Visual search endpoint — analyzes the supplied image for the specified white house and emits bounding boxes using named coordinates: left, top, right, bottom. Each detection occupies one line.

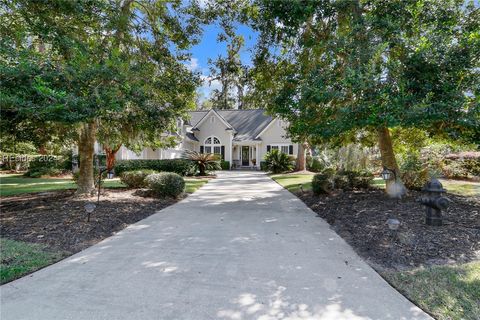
left=115, top=109, right=299, bottom=169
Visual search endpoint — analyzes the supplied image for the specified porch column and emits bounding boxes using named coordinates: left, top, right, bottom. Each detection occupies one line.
left=255, top=143, right=260, bottom=169
left=229, top=132, right=233, bottom=169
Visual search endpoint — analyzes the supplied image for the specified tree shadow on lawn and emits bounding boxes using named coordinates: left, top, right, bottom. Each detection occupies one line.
left=0, top=189, right=176, bottom=254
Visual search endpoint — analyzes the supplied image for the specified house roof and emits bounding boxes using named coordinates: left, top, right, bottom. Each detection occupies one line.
left=187, top=109, right=274, bottom=142
left=185, top=132, right=199, bottom=142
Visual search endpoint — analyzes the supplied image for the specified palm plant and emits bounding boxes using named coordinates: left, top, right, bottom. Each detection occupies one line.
left=264, top=149, right=294, bottom=173
left=183, top=150, right=221, bottom=176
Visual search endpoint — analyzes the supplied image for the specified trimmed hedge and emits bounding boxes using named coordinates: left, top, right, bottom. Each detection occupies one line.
left=145, top=172, right=185, bottom=198
left=220, top=160, right=230, bottom=170
left=312, top=168, right=374, bottom=194
left=114, top=159, right=194, bottom=176
left=120, top=169, right=157, bottom=188
left=24, top=155, right=67, bottom=177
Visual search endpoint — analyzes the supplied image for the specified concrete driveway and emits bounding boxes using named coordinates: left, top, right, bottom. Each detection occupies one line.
left=1, top=171, right=430, bottom=320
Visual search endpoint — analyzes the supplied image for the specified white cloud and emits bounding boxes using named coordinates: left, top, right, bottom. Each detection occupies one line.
left=197, top=75, right=222, bottom=102
left=185, top=57, right=199, bottom=71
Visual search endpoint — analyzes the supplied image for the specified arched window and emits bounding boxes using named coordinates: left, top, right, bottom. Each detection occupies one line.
left=201, top=135, right=224, bottom=159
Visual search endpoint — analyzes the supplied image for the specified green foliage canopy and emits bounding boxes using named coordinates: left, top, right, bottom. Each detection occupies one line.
left=248, top=0, right=480, bottom=145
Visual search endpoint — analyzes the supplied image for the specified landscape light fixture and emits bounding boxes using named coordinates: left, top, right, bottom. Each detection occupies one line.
left=381, top=167, right=397, bottom=181
left=84, top=203, right=96, bottom=222
left=386, top=218, right=400, bottom=231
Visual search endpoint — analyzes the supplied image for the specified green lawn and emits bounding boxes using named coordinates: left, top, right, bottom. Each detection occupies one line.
left=0, top=238, right=65, bottom=284
left=271, top=173, right=479, bottom=197
left=0, top=174, right=125, bottom=197
left=0, top=173, right=209, bottom=197
left=185, top=178, right=209, bottom=193
left=270, top=173, right=314, bottom=192
left=384, top=262, right=480, bottom=320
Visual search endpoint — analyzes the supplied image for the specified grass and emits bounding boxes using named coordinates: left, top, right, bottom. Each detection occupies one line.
left=270, top=173, right=313, bottom=192
left=185, top=178, right=209, bottom=193
left=384, top=262, right=480, bottom=320
left=0, top=173, right=209, bottom=197
left=271, top=173, right=479, bottom=197
left=439, top=179, right=480, bottom=197
left=0, top=238, right=65, bottom=284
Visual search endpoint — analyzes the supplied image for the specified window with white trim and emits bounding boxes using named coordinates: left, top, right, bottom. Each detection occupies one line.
left=266, top=144, right=294, bottom=155
left=201, top=136, right=224, bottom=159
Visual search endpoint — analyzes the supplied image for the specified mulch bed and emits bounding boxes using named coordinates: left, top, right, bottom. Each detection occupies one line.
left=297, top=189, right=480, bottom=271
left=0, top=189, right=176, bottom=254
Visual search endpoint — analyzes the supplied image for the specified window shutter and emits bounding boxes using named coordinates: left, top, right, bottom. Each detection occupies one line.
left=221, top=146, right=225, bottom=160
left=200, top=146, right=204, bottom=153
left=289, top=145, right=293, bottom=155
left=267, top=145, right=271, bottom=152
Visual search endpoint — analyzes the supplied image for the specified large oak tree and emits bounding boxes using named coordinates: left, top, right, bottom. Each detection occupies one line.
left=1, top=0, right=202, bottom=195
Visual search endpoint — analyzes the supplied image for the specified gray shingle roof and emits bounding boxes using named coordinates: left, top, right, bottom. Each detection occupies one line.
left=187, top=109, right=273, bottom=141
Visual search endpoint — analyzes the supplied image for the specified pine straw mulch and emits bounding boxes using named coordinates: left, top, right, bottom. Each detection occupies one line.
left=0, top=189, right=177, bottom=255
left=296, top=189, right=480, bottom=271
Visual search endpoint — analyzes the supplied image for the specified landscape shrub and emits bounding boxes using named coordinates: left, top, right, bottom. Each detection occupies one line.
left=333, top=174, right=350, bottom=190
left=339, top=170, right=374, bottom=189
left=220, top=160, right=230, bottom=170
left=461, top=159, right=480, bottom=178
left=114, top=159, right=194, bottom=176
left=306, top=156, right=324, bottom=172
left=440, top=160, right=469, bottom=179
left=24, top=156, right=66, bottom=177
left=264, top=149, right=294, bottom=173
left=440, top=155, right=479, bottom=180
left=260, top=161, right=267, bottom=171
left=145, top=172, right=185, bottom=197
left=312, top=168, right=373, bottom=194
left=312, top=169, right=335, bottom=194
left=183, top=151, right=221, bottom=175
left=120, top=169, right=157, bottom=188
left=400, top=154, right=429, bottom=190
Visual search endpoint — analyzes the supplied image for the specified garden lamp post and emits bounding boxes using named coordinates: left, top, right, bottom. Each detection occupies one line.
left=380, top=167, right=396, bottom=181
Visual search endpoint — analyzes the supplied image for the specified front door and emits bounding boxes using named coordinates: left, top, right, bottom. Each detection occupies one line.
left=241, top=146, right=249, bottom=166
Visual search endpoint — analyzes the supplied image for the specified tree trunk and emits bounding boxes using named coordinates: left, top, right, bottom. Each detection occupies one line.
left=76, top=122, right=97, bottom=196
left=377, top=127, right=403, bottom=194
left=104, top=145, right=121, bottom=172
left=295, top=142, right=307, bottom=171
left=237, top=83, right=243, bottom=110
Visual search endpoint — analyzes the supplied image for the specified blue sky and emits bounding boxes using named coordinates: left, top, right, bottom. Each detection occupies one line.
left=186, top=23, right=258, bottom=99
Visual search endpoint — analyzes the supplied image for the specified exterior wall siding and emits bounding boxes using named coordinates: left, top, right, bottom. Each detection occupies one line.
left=194, top=113, right=232, bottom=163
left=257, top=119, right=298, bottom=163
